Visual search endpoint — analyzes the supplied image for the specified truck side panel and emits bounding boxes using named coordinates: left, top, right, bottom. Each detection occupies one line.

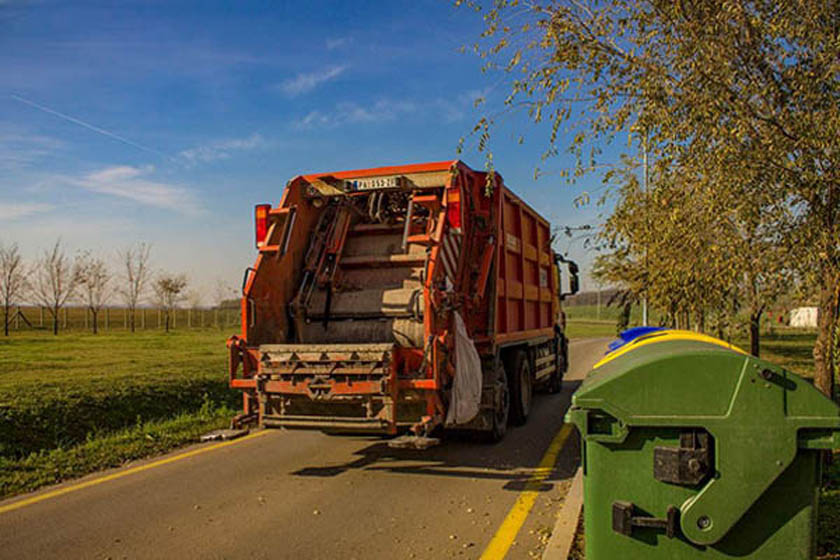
left=495, top=187, right=556, bottom=345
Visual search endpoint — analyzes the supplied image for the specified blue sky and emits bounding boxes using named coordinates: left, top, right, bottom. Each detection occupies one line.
left=1, top=0, right=608, bottom=302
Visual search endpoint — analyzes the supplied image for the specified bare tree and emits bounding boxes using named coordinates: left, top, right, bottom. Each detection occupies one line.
left=0, top=242, right=27, bottom=336
left=213, top=277, right=235, bottom=308
left=154, top=273, right=188, bottom=333
left=76, top=251, right=111, bottom=334
left=185, top=287, right=204, bottom=309
left=117, top=243, right=151, bottom=333
left=29, top=240, right=79, bottom=335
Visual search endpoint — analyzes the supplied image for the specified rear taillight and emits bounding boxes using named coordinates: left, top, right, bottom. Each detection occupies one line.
left=255, top=204, right=271, bottom=247
left=446, top=194, right=462, bottom=229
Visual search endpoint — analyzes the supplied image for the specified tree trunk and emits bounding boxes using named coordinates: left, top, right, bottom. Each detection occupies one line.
left=129, top=307, right=136, bottom=333
left=749, top=310, right=762, bottom=358
left=92, top=309, right=98, bottom=334
left=165, top=312, right=170, bottom=333
left=53, top=308, right=59, bottom=335
left=814, top=275, right=839, bottom=400
left=3, top=305, right=8, bottom=336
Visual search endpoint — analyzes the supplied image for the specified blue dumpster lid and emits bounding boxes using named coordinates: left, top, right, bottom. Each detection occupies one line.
left=606, top=326, right=666, bottom=353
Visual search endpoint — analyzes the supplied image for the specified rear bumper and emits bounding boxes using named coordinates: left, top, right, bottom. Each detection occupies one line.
left=228, top=339, right=438, bottom=434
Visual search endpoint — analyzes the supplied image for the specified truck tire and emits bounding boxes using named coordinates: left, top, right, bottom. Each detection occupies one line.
left=547, top=335, right=567, bottom=394
left=486, top=363, right=509, bottom=443
left=508, top=350, right=532, bottom=426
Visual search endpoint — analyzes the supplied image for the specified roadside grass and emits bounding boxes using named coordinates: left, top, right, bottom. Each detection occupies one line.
left=565, top=320, right=617, bottom=340
left=0, top=329, right=237, bottom=499
left=0, top=402, right=234, bottom=498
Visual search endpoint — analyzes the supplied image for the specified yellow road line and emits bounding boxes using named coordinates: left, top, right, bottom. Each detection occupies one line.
left=480, top=424, right=574, bottom=560
left=0, top=430, right=271, bottom=516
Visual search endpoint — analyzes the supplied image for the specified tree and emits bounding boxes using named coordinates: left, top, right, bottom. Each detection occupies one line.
left=117, top=243, right=151, bottom=333
left=0, top=242, right=27, bottom=336
left=153, top=273, right=188, bottom=333
left=29, top=240, right=79, bottom=335
left=594, top=166, right=739, bottom=334
left=76, top=251, right=112, bottom=334
left=467, top=0, right=840, bottom=397
left=213, top=278, right=235, bottom=308
left=185, top=287, right=204, bottom=309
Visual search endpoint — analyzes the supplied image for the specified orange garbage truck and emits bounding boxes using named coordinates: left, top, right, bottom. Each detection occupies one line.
left=227, top=160, right=578, bottom=444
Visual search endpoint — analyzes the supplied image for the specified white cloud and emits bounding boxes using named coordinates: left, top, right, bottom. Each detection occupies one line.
left=0, top=129, right=64, bottom=171
left=325, top=37, right=350, bottom=50
left=0, top=202, right=54, bottom=220
left=294, top=99, right=418, bottom=129
left=68, top=165, right=200, bottom=213
left=279, top=65, right=347, bottom=97
left=291, top=90, right=486, bottom=130
left=178, top=133, right=267, bottom=165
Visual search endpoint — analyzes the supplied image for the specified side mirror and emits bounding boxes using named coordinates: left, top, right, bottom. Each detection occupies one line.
left=555, top=254, right=580, bottom=300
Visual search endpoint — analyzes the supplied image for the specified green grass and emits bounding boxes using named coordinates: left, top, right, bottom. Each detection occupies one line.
left=0, top=402, right=234, bottom=497
left=0, top=329, right=238, bottom=498
left=566, top=319, right=618, bottom=339
left=565, top=303, right=663, bottom=324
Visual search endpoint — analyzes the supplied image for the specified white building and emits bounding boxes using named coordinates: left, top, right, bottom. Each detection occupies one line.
left=790, top=307, right=819, bottom=328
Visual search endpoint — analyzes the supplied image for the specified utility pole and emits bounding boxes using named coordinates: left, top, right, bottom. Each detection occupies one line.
left=642, top=131, right=649, bottom=327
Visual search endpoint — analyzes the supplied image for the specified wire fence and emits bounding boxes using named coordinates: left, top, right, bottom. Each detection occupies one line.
left=5, top=305, right=242, bottom=332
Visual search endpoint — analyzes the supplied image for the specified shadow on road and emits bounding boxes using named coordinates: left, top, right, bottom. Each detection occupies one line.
left=291, top=379, right=582, bottom=492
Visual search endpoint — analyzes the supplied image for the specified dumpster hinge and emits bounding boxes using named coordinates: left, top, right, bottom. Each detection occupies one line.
left=653, top=429, right=712, bottom=486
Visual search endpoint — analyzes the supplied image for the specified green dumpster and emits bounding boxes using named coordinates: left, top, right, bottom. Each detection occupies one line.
left=566, top=330, right=840, bottom=559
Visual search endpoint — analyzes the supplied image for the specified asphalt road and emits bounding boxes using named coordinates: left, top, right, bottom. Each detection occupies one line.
left=0, top=338, right=607, bottom=560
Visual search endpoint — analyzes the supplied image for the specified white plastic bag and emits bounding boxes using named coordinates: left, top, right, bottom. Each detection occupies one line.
left=445, top=312, right=482, bottom=425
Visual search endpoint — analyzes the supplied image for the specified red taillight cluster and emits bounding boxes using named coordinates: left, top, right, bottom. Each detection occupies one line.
left=255, top=204, right=271, bottom=247
left=446, top=197, right=462, bottom=229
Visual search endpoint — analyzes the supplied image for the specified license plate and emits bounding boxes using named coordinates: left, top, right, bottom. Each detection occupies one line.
left=345, top=175, right=403, bottom=191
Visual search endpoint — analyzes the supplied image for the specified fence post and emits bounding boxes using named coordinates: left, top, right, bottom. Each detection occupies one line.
left=39, top=306, right=43, bottom=327
left=141, top=308, right=145, bottom=329
left=63, top=307, right=68, bottom=329
left=15, top=306, right=20, bottom=330
left=84, top=307, right=89, bottom=330
left=188, top=308, right=191, bottom=328
left=157, top=308, right=161, bottom=329
left=123, top=308, right=127, bottom=329
left=105, top=307, right=109, bottom=330
left=173, top=308, right=177, bottom=329
left=215, top=308, right=219, bottom=329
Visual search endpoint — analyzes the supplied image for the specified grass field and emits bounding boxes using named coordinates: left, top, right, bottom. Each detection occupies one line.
left=0, top=329, right=237, bottom=498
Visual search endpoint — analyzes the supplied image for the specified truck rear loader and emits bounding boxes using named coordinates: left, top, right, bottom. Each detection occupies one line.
left=227, top=160, right=578, bottom=443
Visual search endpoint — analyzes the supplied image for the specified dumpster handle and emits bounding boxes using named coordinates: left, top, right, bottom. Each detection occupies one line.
left=613, top=501, right=679, bottom=539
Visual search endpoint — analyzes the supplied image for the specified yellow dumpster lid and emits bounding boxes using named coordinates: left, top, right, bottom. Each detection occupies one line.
left=592, top=329, right=747, bottom=370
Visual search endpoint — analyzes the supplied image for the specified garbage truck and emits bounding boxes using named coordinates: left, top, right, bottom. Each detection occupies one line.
left=227, top=160, right=578, bottom=443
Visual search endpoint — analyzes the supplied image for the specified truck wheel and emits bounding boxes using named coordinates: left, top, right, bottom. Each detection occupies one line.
left=486, top=363, right=509, bottom=442
left=547, top=337, right=566, bottom=394
left=508, top=351, right=532, bottom=426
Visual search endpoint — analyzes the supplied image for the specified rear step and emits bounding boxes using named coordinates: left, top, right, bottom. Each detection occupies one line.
left=263, top=416, right=390, bottom=431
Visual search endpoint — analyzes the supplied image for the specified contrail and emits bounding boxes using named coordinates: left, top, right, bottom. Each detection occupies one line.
left=10, top=94, right=171, bottom=160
